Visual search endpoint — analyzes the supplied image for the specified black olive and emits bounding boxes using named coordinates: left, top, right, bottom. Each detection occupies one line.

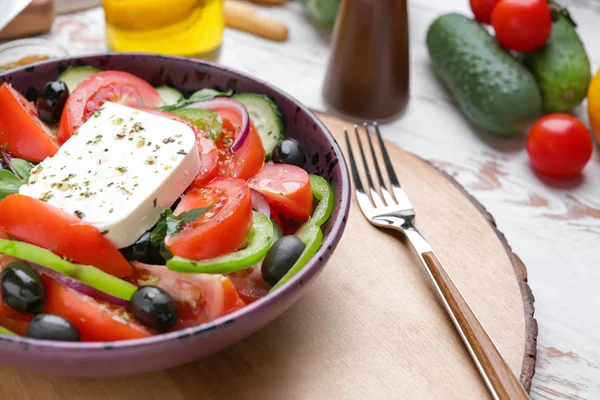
left=1, top=262, right=45, bottom=314
left=130, top=286, right=177, bottom=331
left=271, top=138, right=305, bottom=167
left=26, top=313, right=80, bottom=341
left=36, top=81, right=69, bottom=124
left=261, top=236, right=306, bottom=286
left=120, top=231, right=164, bottom=264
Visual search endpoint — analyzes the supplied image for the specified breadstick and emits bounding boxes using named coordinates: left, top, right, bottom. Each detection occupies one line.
left=224, top=0, right=289, bottom=42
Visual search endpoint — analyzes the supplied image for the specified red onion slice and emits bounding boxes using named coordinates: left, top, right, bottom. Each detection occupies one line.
left=250, top=189, right=270, bottom=218
left=29, top=263, right=130, bottom=307
left=184, top=98, right=250, bottom=152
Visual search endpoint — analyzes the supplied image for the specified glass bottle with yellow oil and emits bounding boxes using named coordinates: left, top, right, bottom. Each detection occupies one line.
left=102, top=0, right=224, bottom=58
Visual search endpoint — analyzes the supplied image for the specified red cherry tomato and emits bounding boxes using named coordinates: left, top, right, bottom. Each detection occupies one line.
left=491, top=0, right=552, bottom=52
left=58, top=71, right=163, bottom=143
left=527, top=114, right=593, bottom=179
left=470, top=0, right=500, bottom=24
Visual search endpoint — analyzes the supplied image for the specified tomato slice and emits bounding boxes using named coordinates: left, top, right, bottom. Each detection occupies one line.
left=226, top=266, right=270, bottom=304
left=57, top=71, right=163, bottom=143
left=0, top=251, right=33, bottom=335
left=215, top=117, right=265, bottom=180
left=0, top=194, right=133, bottom=278
left=0, top=288, right=32, bottom=336
left=166, top=178, right=253, bottom=261
left=137, top=108, right=218, bottom=186
left=248, top=164, right=313, bottom=221
left=132, top=262, right=246, bottom=329
left=0, top=84, right=59, bottom=162
left=42, top=275, right=152, bottom=341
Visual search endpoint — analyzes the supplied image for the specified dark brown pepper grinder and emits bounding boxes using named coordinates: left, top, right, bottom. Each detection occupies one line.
left=323, top=0, right=409, bottom=121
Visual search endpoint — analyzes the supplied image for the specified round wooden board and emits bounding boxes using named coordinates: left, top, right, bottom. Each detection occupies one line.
left=0, top=115, right=537, bottom=400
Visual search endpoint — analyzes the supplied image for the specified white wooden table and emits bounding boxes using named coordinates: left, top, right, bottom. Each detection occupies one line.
left=40, top=1, right=600, bottom=398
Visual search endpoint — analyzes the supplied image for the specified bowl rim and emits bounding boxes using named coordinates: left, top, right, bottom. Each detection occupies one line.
left=0, top=52, right=352, bottom=352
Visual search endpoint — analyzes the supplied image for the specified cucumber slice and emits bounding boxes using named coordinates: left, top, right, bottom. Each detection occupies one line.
left=232, top=93, right=284, bottom=156
left=57, top=66, right=101, bottom=92
left=156, top=86, right=184, bottom=106
left=170, top=108, right=222, bottom=141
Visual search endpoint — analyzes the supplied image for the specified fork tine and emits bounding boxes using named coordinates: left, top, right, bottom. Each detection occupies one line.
left=344, top=128, right=376, bottom=213
left=354, top=124, right=385, bottom=208
left=372, top=122, right=408, bottom=202
left=373, top=122, right=401, bottom=189
left=364, top=122, right=396, bottom=206
left=344, top=128, right=364, bottom=194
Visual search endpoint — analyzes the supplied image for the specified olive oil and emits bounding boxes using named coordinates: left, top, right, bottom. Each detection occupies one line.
left=103, top=0, right=224, bottom=58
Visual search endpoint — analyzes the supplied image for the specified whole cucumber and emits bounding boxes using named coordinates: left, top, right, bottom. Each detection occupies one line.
left=426, top=13, right=542, bottom=137
left=523, top=16, right=591, bottom=112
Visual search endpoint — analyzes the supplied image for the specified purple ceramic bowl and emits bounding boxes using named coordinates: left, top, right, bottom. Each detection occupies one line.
left=0, top=53, right=351, bottom=376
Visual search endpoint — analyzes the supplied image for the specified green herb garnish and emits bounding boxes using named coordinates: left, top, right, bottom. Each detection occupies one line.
left=150, top=206, right=212, bottom=260
left=0, top=157, right=35, bottom=200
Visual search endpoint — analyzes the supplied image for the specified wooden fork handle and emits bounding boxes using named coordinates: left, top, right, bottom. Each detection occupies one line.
left=422, top=251, right=529, bottom=400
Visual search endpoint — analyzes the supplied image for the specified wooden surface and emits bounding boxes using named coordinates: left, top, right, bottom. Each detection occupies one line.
left=422, top=251, right=530, bottom=399
left=5, top=1, right=600, bottom=397
left=0, top=115, right=534, bottom=399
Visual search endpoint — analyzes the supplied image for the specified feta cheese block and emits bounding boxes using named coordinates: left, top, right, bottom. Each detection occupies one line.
left=19, top=102, right=200, bottom=249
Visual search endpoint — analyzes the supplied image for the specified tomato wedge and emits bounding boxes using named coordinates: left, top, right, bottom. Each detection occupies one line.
left=133, top=262, right=246, bottom=329
left=137, top=108, right=218, bottom=186
left=0, top=84, right=59, bottom=162
left=0, top=286, right=31, bottom=336
left=0, top=194, right=132, bottom=278
left=165, top=178, right=253, bottom=261
left=42, top=275, right=152, bottom=341
left=0, top=244, right=33, bottom=335
left=248, top=164, right=313, bottom=221
left=227, top=266, right=270, bottom=304
left=57, top=71, right=163, bottom=143
left=215, top=117, right=265, bottom=180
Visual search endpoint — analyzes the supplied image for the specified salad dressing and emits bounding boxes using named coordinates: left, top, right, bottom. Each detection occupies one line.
left=102, top=0, right=224, bottom=58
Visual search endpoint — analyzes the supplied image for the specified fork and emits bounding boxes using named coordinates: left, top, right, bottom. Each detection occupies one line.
left=345, top=123, right=529, bottom=400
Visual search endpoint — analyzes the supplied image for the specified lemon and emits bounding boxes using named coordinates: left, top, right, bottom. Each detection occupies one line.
left=587, top=68, right=600, bottom=143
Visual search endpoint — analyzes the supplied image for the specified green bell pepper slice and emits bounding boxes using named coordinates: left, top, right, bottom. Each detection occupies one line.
left=272, top=217, right=283, bottom=241
left=270, top=222, right=323, bottom=291
left=167, top=212, right=274, bottom=273
left=308, top=174, right=334, bottom=227
left=170, top=108, right=223, bottom=141
left=0, top=240, right=136, bottom=300
left=0, top=325, right=16, bottom=336
left=268, top=175, right=333, bottom=291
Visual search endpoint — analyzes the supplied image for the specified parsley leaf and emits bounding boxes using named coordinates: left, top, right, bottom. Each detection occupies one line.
left=150, top=206, right=213, bottom=260
left=0, top=170, right=24, bottom=200
left=10, top=159, right=34, bottom=181
left=0, top=157, right=34, bottom=200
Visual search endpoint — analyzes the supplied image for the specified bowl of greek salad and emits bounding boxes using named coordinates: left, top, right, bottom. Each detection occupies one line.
left=0, top=53, right=350, bottom=376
